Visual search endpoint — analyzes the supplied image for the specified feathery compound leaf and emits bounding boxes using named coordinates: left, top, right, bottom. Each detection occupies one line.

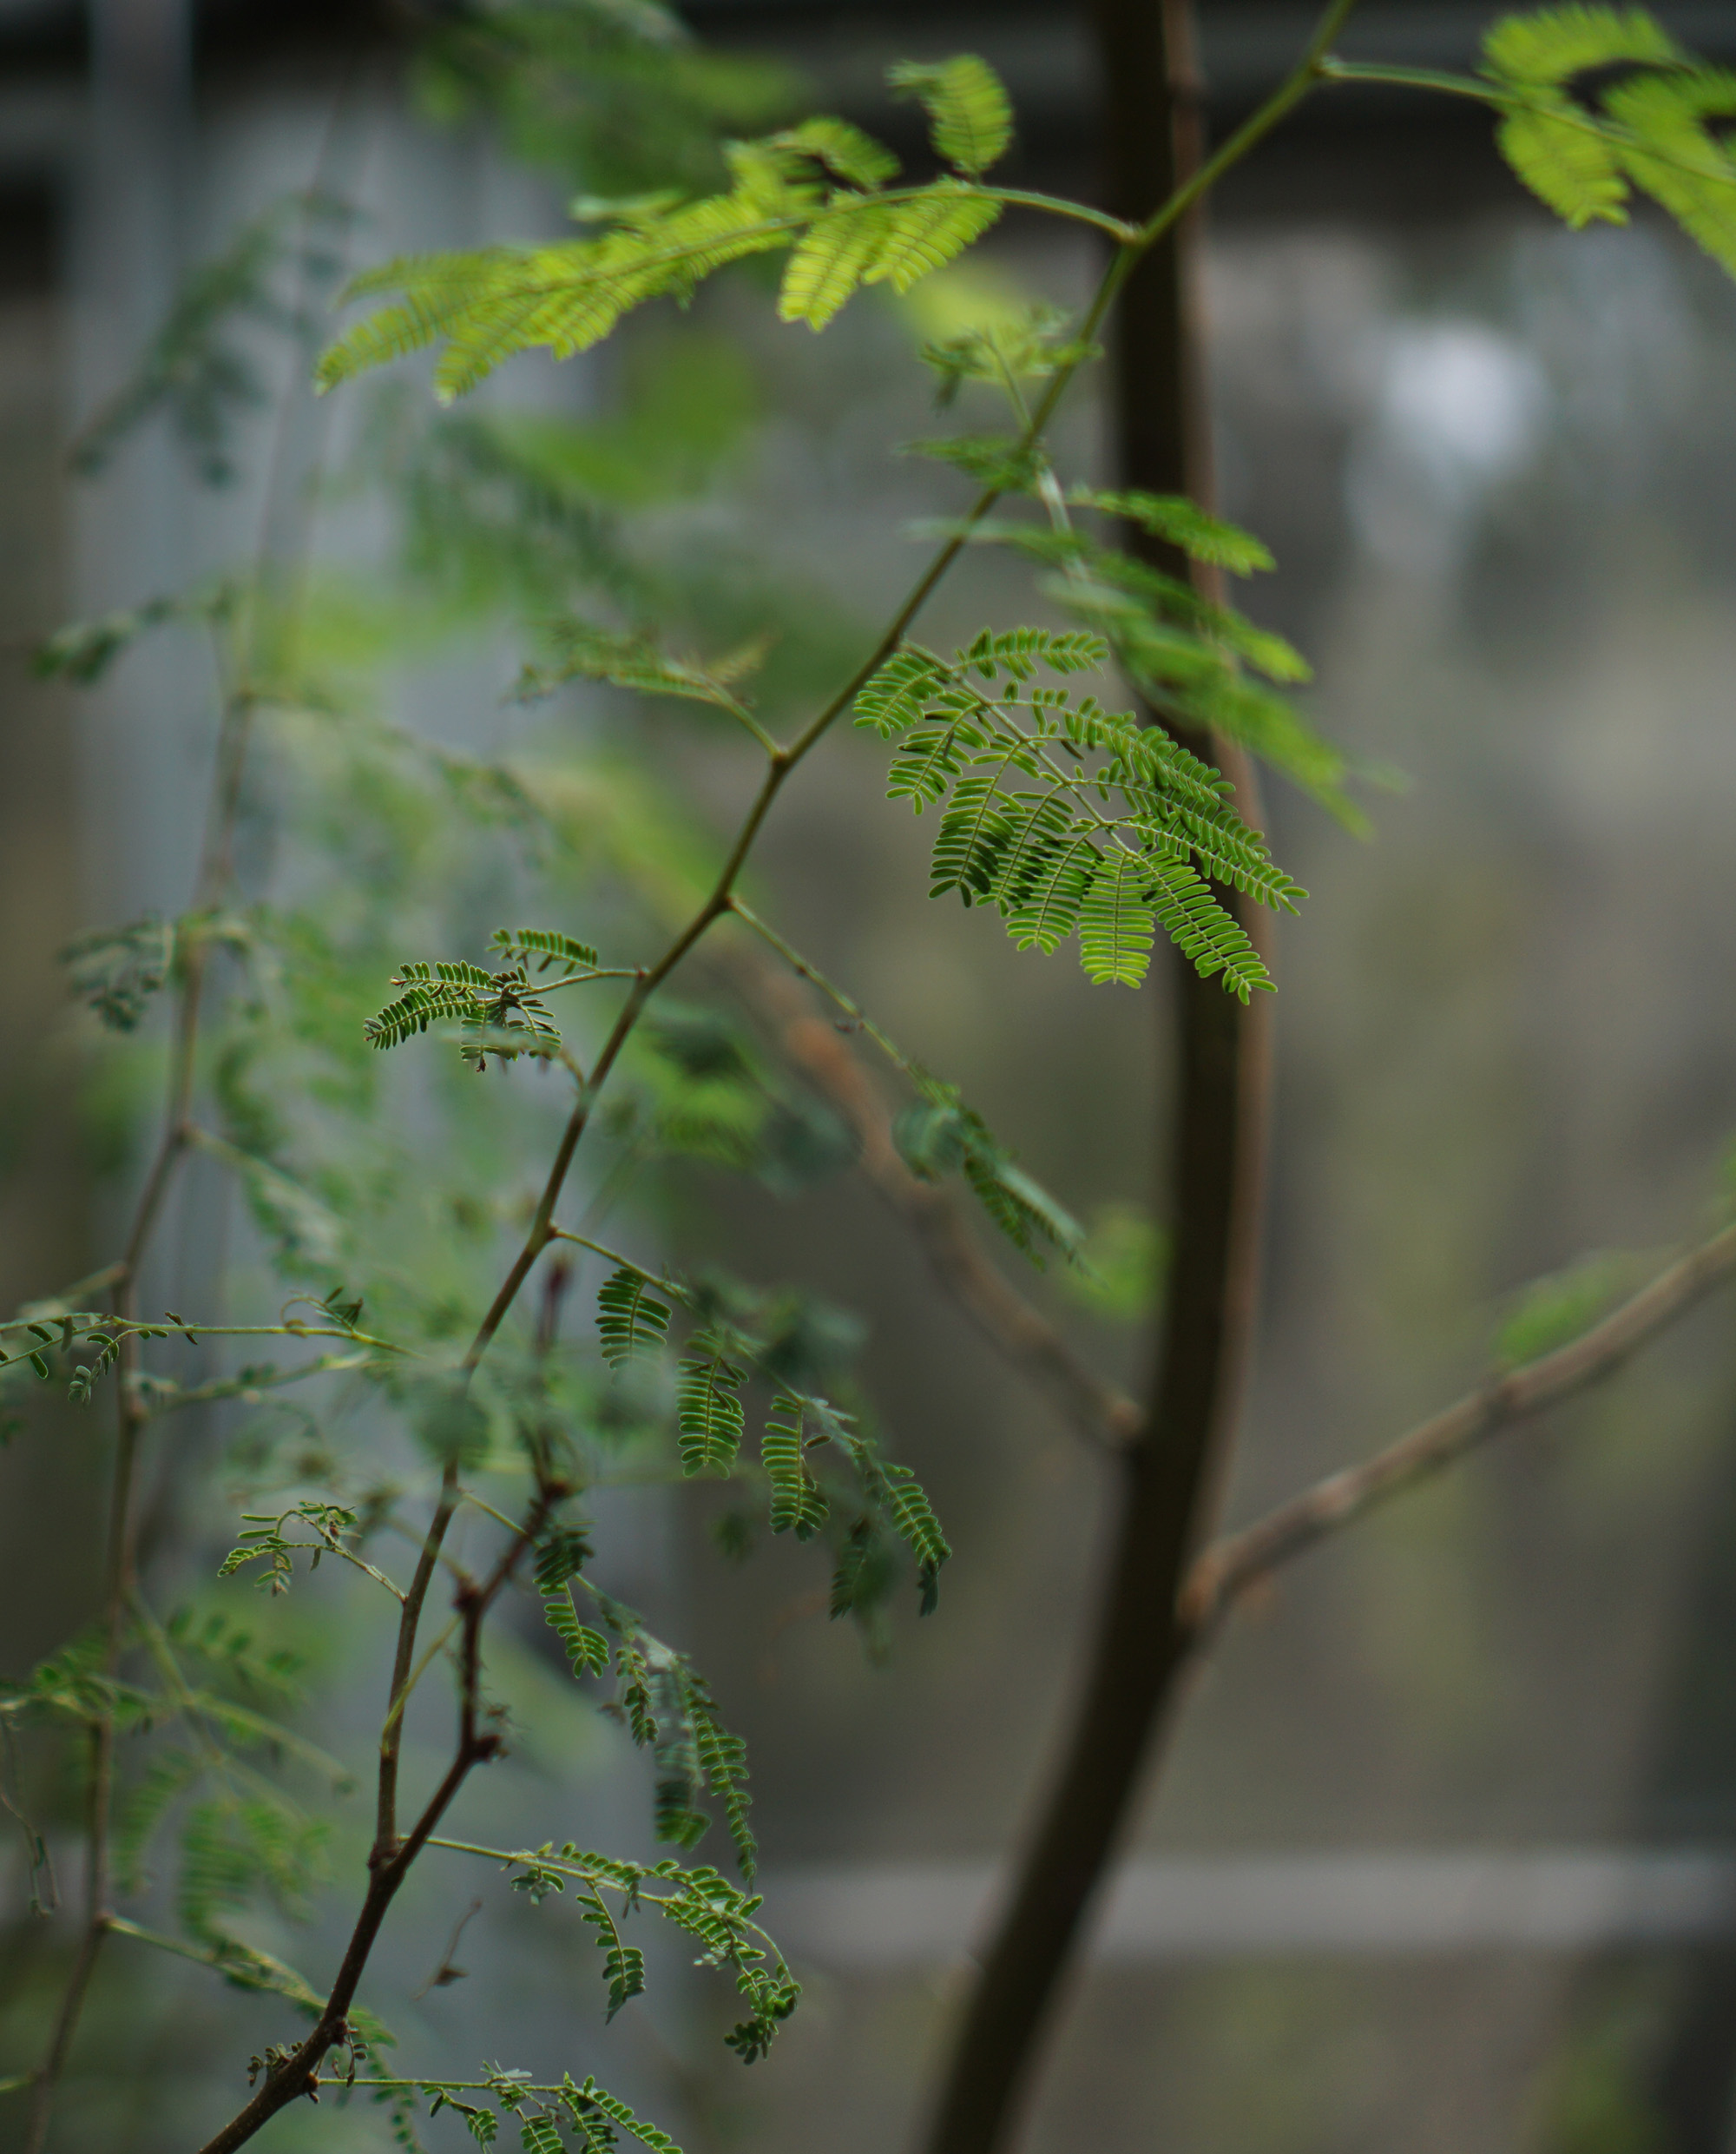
left=1483, top=4, right=1680, bottom=84
left=1606, top=69, right=1736, bottom=276
left=491, top=926, right=601, bottom=972
left=855, top=637, right=1299, bottom=993
left=877, top=1461, right=950, bottom=1614
left=689, top=1676, right=757, bottom=1877
left=596, top=1268, right=673, bottom=1371
left=1145, top=853, right=1274, bottom=1002
left=577, top=1883, right=648, bottom=2021
left=116, top=1746, right=203, bottom=1891
left=784, top=115, right=901, bottom=188
left=320, top=112, right=1001, bottom=396
left=761, top=1394, right=828, bottom=1538
left=568, top=2077, right=684, bottom=2154
left=1479, top=9, right=1736, bottom=251
left=778, top=199, right=891, bottom=328
left=893, top=1091, right=1084, bottom=1265
left=906, top=431, right=1042, bottom=491
left=1494, top=96, right=1632, bottom=224
left=1069, top=487, right=1276, bottom=574
left=675, top=1343, right=746, bottom=1474
left=867, top=185, right=1003, bottom=292
left=1077, top=849, right=1157, bottom=988
left=888, top=55, right=1014, bottom=176
left=775, top=187, right=1003, bottom=328
left=517, top=618, right=767, bottom=715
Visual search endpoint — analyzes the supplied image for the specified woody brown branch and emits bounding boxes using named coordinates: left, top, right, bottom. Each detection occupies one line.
left=1185, top=1216, right=1736, bottom=1634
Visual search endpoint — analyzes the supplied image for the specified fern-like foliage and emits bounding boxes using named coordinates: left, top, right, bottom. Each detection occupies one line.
left=888, top=55, right=1015, bottom=177
left=595, top=1267, right=672, bottom=1371
left=891, top=1082, right=1085, bottom=1268
left=317, top=69, right=1016, bottom=398
left=788, top=1394, right=951, bottom=1614
left=71, top=193, right=352, bottom=484
left=597, top=1601, right=757, bottom=1873
left=675, top=1334, right=747, bottom=1475
left=920, top=305, right=1101, bottom=410
left=536, top=1524, right=610, bottom=1680
left=1481, top=7, right=1736, bottom=271
left=61, top=917, right=174, bottom=1031
left=855, top=629, right=1295, bottom=998
left=1068, top=486, right=1277, bottom=576
left=761, top=1393, right=829, bottom=1538
left=917, top=492, right=1361, bottom=822
left=516, top=618, right=769, bottom=717
left=365, top=929, right=610, bottom=1063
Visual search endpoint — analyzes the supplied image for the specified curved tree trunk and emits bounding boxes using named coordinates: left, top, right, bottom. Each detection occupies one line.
left=917, top=4, right=1274, bottom=2150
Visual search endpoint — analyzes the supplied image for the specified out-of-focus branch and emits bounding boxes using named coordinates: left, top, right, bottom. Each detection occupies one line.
left=738, top=955, right=1141, bottom=1452
left=1185, top=1217, right=1736, bottom=1633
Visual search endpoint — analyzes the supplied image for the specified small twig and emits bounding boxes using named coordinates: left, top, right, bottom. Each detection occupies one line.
left=733, top=946, right=1141, bottom=1452
left=1185, top=1218, right=1736, bottom=1632
left=411, top=1896, right=483, bottom=2001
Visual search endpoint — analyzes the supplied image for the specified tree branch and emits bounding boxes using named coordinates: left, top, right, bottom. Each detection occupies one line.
left=916, top=0, right=1344, bottom=2144
left=1185, top=1219, right=1736, bottom=1634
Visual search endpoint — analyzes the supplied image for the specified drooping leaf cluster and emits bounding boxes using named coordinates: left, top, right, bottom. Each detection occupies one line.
left=499, top=1837, right=799, bottom=2068
left=316, top=58, right=1018, bottom=400
left=856, top=629, right=1300, bottom=998
left=1482, top=5, right=1736, bottom=272
left=582, top=1255, right=950, bottom=1615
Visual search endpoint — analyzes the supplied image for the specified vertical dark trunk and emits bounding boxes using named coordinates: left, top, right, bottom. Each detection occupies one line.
left=916, top=4, right=1272, bottom=2151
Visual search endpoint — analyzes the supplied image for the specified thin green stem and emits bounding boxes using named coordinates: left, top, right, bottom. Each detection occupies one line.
left=979, top=186, right=1140, bottom=240
left=1318, top=56, right=1736, bottom=193
left=724, top=899, right=920, bottom=1081
left=1318, top=57, right=1494, bottom=101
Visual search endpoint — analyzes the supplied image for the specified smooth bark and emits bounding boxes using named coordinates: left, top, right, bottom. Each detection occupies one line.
left=917, top=4, right=1274, bottom=2150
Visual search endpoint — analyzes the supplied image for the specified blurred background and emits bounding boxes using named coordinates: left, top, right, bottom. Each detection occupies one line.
left=3, top=2, right=1736, bottom=2151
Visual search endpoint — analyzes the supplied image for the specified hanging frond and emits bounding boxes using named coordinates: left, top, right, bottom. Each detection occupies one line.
left=806, top=1401, right=952, bottom=1613
left=1605, top=69, right=1736, bottom=276
left=577, top=1882, right=648, bottom=2022
left=1077, top=848, right=1156, bottom=988
left=565, top=2076, right=685, bottom=2153
left=921, top=305, right=1100, bottom=408
left=888, top=55, right=1014, bottom=176
left=319, top=94, right=1012, bottom=398
left=891, top=1085, right=1084, bottom=1265
left=1069, top=485, right=1276, bottom=575
left=1479, top=7, right=1736, bottom=262
left=675, top=1340, right=746, bottom=1474
left=904, top=431, right=1043, bottom=492
left=596, top=1268, right=673, bottom=1371
left=1483, top=5, right=1680, bottom=85
left=853, top=636, right=1298, bottom=996
left=761, top=1393, right=829, bottom=1538
left=516, top=617, right=769, bottom=716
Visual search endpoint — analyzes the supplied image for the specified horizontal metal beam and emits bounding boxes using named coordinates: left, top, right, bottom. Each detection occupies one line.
left=757, top=1851, right=1736, bottom=1967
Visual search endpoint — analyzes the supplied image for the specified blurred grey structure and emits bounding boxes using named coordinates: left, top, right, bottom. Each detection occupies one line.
left=5, top=2, right=1736, bottom=2151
